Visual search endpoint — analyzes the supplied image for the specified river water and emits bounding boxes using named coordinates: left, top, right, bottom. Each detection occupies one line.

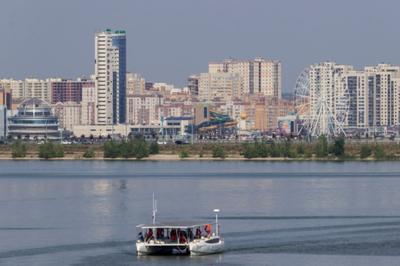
left=1, top=161, right=400, bottom=265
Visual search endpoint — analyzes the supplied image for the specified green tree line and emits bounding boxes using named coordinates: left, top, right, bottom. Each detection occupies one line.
left=103, top=138, right=159, bottom=159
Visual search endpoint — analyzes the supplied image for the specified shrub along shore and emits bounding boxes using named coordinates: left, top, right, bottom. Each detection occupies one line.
left=0, top=135, right=399, bottom=161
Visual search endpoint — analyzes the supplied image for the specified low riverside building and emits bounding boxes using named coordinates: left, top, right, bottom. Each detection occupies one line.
left=8, top=98, right=60, bottom=140
left=72, top=124, right=130, bottom=138
left=71, top=123, right=185, bottom=139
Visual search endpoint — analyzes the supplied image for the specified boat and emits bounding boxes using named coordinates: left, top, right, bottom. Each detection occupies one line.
left=136, top=194, right=224, bottom=255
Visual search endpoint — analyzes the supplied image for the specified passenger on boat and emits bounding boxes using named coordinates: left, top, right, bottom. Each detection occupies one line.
left=188, top=228, right=194, bottom=241
left=179, top=231, right=187, bottom=243
left=156, top=228, right=164, bottom=239
left=170, top=229, right=177, bottom=242
left=204, top=224, right=212, bottom=236
left=145, top=228, right=154, bottom=242
left=195, top=228, right=202, bottom=239
left=138, top=231, right=144, bottom=242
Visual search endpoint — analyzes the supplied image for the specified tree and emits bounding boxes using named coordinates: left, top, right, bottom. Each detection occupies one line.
left=374, top=144, right=386, bottom=160
left=38, top=142, right=64, bottom=159
left=270, top=142, right=281, bottom=157
left=315, top=135, right=328, bottom=157
left=288, top=146, right=298, bottom=158
left=243, top=143, right=257, bottom=159
left=119, top=140, right=134, bottom=158
left=360, top=144, right=372, bottom=159
left=333, top=137, right=345, bottom=157
left=304, top=149, right=313, bottom=158
left=212, top=145, right=226, bottom=159
left=83, top=148, right=96, bottom=158
left=149, top=142, right=160, bottom=155
left=297, top=143, right=305, bottom=155
left=103, top=140, right=120, bottom=158
left=131, top=138, right=149, bottom=159
left=179, top=150, right=189, bottom=158
left=103, top=139, right=149, bottom=159
left=11, top=140, right=27, bottom=158
left=282, top=141, right=292, bottom=157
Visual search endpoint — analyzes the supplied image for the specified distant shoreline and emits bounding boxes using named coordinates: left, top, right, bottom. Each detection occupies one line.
left=0, top=154, right=380, bottom=162
left=0, top=141, right=396, bottom=161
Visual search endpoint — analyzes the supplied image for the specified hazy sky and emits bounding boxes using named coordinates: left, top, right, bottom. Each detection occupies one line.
left=1, top=0, right=399, bottom=92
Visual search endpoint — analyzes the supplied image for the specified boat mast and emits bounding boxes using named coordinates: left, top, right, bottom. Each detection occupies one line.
left=152, top=193, right=157, bottom=225
left=213, top=209, right=220, bottom=236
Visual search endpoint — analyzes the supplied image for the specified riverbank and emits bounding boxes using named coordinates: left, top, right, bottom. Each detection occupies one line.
left=0, top=141, right=398, bottom=161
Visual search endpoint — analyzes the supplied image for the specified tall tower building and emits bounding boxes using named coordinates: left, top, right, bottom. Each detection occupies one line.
left=95, top=29, right=126, bottom=125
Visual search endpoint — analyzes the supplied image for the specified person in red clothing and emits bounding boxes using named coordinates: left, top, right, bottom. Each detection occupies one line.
left=204, top=224, right=212, bottom=236
left=145, top=228, right=153, bottom=242
left=179, top=231, right=187, bottom=243
left=170, top=229, right=177, bottom=242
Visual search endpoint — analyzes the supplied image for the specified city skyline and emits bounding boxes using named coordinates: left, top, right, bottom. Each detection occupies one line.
left=1, top=0, right=400, bottom=91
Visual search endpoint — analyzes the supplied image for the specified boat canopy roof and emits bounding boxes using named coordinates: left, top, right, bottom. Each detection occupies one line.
left=136, top=221, right=211, bottom=229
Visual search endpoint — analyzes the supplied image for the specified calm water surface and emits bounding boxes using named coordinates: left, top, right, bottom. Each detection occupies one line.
left=1, top=161, right=400, bottom=265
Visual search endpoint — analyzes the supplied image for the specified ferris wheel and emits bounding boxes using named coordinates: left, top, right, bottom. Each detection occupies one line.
left=294, top=67, right=348, bottom=137
left=294, top=68, right=311, bottom=135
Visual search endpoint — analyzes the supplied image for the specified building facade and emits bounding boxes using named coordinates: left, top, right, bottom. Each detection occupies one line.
left=198, top=72, right=241, bottom=101
left=208, top=58, right=282, bottom=98
left=0, top=86, right=12, bottom=110
left=0, top=79, right=24, bottom=100
left=8, top=98, right=59, bottom=140
left=126, top=72, right=145, bottom=95
left=54, top=102, right=82, bottom=131
left=308, top=62, right=400, bottom=132
left=126, top=94, right=164, bottom=125
left=95, top=29, right=126, bottom=125
left=0, top=105, right=6, bottom=141
left=81, top=82, right=97, bottom=126
left=51, top=79, right=94, bottom=104
left=187, top=75, right=199, bottom=95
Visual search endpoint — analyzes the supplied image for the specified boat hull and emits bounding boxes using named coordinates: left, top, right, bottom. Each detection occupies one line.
left=189, top=238, right=224, bottom=255
left=136, top=242, right=189, bottom=255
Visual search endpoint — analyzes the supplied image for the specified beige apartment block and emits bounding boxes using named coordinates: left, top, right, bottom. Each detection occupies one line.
left=198, top=72, right=241, bottom=101
left=54, top=102, right=82, bottom=131
left=126, top=72, right=146, bottom=95
left=208, top=58, right=282, bottom=98
left=126, top=94, right=164, bottom=125
left=81, top=82, right=97, bottom=126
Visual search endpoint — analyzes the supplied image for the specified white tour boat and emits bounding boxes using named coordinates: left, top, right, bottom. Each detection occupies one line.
left=136, top=195, right=224, bottom=255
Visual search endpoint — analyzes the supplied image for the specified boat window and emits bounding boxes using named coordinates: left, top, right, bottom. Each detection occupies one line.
left=205, top=237, right=219, bottom=244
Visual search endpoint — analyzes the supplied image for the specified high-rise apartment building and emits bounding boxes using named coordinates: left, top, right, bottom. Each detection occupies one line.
left=364, top=64, right=400, bottom=127
left=126, top=94, right=164, bottom=125
left=81, top=82, right=97, bottom=126
left=198, top=72, right=241, bottom=101
left=208, top=58, right=282, bottom=98
left=0, top=79, right=24, bottom=100
left=308, top=62, right=400, bottom=131
left=341, top=70, right=369, bottom=128
left=51, top=79, right=94, bottom=104
left=24, top=79, right=53, bottom=103
left=95, top=29, right=126, bottom=125
left=308, top=62, right=354, bottom=134
left=187, top=75, right=199, bottom=95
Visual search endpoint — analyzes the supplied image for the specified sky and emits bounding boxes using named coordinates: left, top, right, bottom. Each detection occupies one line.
left=1, top=0, right=400, bottom=92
